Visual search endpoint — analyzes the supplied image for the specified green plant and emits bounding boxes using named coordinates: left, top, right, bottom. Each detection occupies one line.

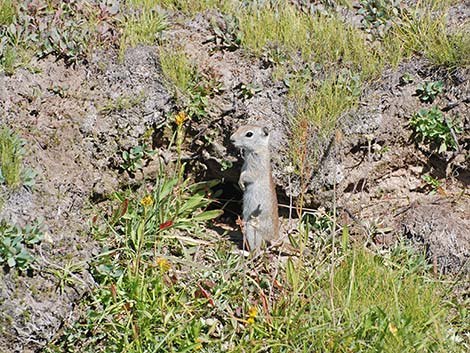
left=0, top=0, right=121, bottom=72
left=421, top=174, right=443, bottom=194
left=119, top=0, right=167, bottom=58
left=389, top=2, right=470, bottom=67
left=0, top=0, right=16, bottom=26
left=121, top=144, right=156, bottom=173
left=159, top=46, right=221, bottom=120
left=0, top=127, right=35, bottom=189
left=409, top=107, right=462, bottom=153
left=0, top=220, right=43, bottom=270
left=399, top=72, right=414, bottom=85
left=238, top=82, right=262, bottom=99
left=261, top=44, right=288, bottom=67
left=207, top=14, right=242, bottom=51
left=100, top=92, right=146, bottom=114
left=0, top=43, right=16, bottom=74
left=45, top=122, right=224, bottom=351
left=358, top=0, right=402, bottom=37
left=416, top=80, right=444, bottom=103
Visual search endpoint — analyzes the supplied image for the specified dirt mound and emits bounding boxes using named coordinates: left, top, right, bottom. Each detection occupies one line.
left=0, top=46, right=172, bottom=353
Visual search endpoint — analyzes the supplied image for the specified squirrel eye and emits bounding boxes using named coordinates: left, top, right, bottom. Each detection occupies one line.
left=245, top=131, right=253, bottom=138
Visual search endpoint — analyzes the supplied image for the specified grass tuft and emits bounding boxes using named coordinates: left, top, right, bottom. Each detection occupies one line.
left=0, top=127, right=24, bottom=188
left=159, top=46, right=197, bottom=96
left=390, top=2, right=470, bottom=68
left=0, top=0, right=15, bottom=26
left=120, top=0, right=168, bottom=59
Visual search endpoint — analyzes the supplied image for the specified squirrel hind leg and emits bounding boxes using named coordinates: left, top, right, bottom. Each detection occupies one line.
left=245, top=221, right=262, bottom=251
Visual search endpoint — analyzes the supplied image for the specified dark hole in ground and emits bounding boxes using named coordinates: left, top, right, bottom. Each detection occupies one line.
left=208, top=180, right=242, bottom=225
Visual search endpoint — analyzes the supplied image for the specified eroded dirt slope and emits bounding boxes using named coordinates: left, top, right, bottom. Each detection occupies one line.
left=0, top=5, right=469, bottom=353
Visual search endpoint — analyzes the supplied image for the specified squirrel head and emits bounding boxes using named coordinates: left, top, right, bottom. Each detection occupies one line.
left=230, top=125, right=270, bottom=153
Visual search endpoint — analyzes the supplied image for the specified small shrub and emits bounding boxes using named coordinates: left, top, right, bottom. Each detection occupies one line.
left=0, top=220, right=43, bottom=270
left=409, top=107, right=462, bottom=153
left=416, top=80, right=444, bottom=103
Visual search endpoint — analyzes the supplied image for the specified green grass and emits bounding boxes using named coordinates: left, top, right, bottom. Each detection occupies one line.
left=240, top=5, right=384, bottom=78
left=154, top=0, right=234, bottom=15
left=0, top=0, right=15, bottom=26
left=159, top=47, right=197, bottom=97
left=44, top=201, right=470, bottom=352
left=389, top=1, right=470, bottom=68
left=0, top=127, right=24, bottom=188
left=119, top=0, right=168, bottom=59
left=0, top=127, right=35, bottom=189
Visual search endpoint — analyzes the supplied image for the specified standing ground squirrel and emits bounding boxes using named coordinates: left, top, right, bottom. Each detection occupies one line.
left=230, top=125, right=279, bottom=251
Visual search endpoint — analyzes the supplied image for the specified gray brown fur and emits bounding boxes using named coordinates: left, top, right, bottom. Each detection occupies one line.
left=230, top=125, right=279, bottom=251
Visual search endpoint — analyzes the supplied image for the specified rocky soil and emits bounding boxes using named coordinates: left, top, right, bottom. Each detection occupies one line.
left=0, top=5, right=469, bottom=353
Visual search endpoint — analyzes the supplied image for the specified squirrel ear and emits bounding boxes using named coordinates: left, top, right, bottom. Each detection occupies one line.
left=262, top=126, right=269, bottom=136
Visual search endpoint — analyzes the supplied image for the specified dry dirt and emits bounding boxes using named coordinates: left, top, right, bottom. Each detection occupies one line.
left=0, top=7, right=469, bottom=353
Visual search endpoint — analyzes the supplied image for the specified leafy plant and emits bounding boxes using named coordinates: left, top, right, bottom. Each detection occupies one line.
left=409, top=107, right=462, bottom=153
left=416, top=80, right=444, bottom=103
left=47, top=121, right=223, bottom=351
left=0, top=0, right=121, bottom=71
left=0, top=126, right=35, bottom=189
left=399, top=72, right=414, bottom=85
left=359, top=0, right=402, bottom=37
left=207, top=14, right=242, bottom=51
left=121, top=144, right=156, bottom=173
left=0, top=220, right=43, bottom=270
left=238, top=82, right=262, bottom=99
left=261, top=44, right=288, bottom=67
left=422, top=174, right=443, bottom=195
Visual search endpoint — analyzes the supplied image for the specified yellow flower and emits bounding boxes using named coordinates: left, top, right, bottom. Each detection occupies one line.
left=247, top=306, right=257, bottom=324
left=175, top=111, right=188, bottom=126
left=195, top=337, right=203, bottom=350
left=156, top=257, right=171, bottom=272
left=140, top=195, right=153, bottom=208
left=388, top=322, right=398, bottom=336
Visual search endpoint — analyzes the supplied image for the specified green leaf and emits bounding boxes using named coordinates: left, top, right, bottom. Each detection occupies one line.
left=157, top=177, right=178, bottom=202
left=179, top=192, right=206, bottom=214
left=7, top=256, right=15, bottom=267
left=192, top=209, right=223, bottom=221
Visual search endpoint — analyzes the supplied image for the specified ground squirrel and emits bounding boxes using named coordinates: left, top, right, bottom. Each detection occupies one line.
left=230, top=125, right=279, bottom=251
